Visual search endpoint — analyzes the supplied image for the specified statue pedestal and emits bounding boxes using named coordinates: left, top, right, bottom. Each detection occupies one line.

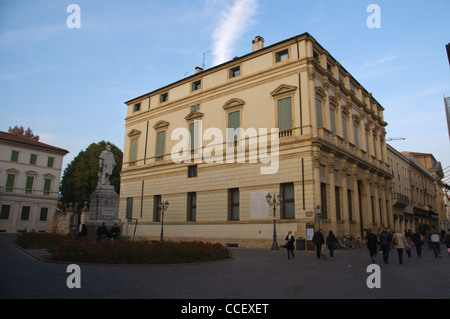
left=85, top=184, right=120, bottom=236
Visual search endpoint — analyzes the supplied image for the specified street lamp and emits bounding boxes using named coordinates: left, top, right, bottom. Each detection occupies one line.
left=266, top=193, right=282, bottom=251
left=159, top=200, right=169, bottom=243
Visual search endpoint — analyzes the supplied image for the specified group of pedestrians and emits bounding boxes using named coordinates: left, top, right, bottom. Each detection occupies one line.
left=366, top=225, right=448, bottom=264
left=284, top=226, right=450, bottom=264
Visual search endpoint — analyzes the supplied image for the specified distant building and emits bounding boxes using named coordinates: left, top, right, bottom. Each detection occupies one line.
left=119, top=33, right=392, bottom=248
left=387, top=145, right=442, bottom=232
left=404, top=152, right=447, bottom=231
left=0, top=132, right=68, bottom=233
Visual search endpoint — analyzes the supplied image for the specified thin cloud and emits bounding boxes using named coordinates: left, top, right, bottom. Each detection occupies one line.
left=211, top=0, right=259, bottom=66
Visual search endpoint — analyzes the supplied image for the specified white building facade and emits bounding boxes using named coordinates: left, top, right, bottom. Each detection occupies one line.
left=0, top=132, right=68, bottom=233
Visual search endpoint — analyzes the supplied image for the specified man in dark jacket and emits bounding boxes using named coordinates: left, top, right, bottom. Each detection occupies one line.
left=365, top=229, right=379, bottom=263
left=379, top=228, right=392, bottom=264
left=312, top=229, right=325, bottom=259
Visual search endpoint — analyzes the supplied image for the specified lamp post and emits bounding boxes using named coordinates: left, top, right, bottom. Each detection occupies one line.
left=266, top=193, right=282, bottom=251
left=159, top=200, right=169, bottom=243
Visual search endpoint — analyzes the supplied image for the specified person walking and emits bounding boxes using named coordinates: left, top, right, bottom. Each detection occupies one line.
left=365, top=229, right=379, bottom=263
left=312, top=229, right=325, bottom=259
left=326, top=230, right=338, bottom=260
left=429, top=225, right=442, bottom=258
left=411, top=229, right=425, bottom=257
left=379, top=227, right=392, bottom=264
left=285, top=231, right=295, bottom=260
left=392, top=230, right=408, bottom=264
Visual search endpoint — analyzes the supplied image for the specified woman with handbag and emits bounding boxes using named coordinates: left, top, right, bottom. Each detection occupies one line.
left=285, top=231, right=295, bottom=259
left=392, top=230, right=408, bottom=264
left=412, top=229, right=425, bottom=257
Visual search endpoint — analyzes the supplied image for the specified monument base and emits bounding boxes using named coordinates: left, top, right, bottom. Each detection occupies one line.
left=84, top=184, right=121, bottom=237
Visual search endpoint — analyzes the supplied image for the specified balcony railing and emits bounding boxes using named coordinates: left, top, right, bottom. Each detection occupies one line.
left=393, top=192, right=409, bottom=207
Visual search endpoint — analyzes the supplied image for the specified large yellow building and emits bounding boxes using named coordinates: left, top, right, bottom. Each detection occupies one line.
left=119, top=33, right=393, bottom=248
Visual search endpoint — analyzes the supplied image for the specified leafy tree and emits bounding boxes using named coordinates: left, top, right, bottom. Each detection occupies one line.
left=8, top=125, right=39, bottom=141
left=59, top=141, right=122, bottom=205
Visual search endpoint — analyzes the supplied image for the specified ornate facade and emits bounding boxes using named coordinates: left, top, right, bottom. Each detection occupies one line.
left=119, top=33, right=393, bottom=248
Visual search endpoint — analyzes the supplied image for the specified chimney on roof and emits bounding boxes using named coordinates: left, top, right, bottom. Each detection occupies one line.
left=195, top=66, right=203, bottom=74
left=252, top=36, right=264, bottom=52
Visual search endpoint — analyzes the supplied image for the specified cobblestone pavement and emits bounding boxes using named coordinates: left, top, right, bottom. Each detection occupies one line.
left=1, top=234, right=449, bottom=300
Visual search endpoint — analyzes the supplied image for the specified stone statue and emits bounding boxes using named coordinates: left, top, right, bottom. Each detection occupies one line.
left=98, top=144, right=116, bottom=186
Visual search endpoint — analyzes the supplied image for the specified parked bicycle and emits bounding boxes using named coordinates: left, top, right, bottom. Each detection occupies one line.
left=336, top=235, right=363, bottom=249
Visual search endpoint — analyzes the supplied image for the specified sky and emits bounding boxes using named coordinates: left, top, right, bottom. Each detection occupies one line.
left=0, top=0, right=449, bottom=179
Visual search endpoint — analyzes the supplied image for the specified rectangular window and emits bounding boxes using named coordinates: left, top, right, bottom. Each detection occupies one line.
left=229, top=66, right=240, bottom=78
left=227, top=110, right=240, bottom=141
left=153, top=195, right=161, bottom=222
left=320, top=183, right=328, bottom=219
left=133, top=103, right=141, bottom=112
left=348, top=189, right=354, bottom=221
left=281, top=183, right=295, bottom=219
left=188, top=165, right=197, bottom=178
left=11, top=150, right=19, bottom=162
left=25, top=176, right=34, bottom=194
left=353, top=126, right=359, bottom=149
left=313, top=50, right=319, bottom=61
left=39, top=207, right=48, bottom=221
left=342, top=117, right=348, bottom=142
left=30, top=154, right=37, bottom=165
left=156, top=131, right=166, bottom=160
left=190, top=104, right=200, bottom=112
left=187, top=192, right=197, bottom=221
left=335, top=187, right=341, bottom=220
left=330, top=109, right=336, bottom=135
left=189, top=121, right=199, bottom=150
left=160, top=93, right=168, bottom=103
left=228, top=188, right=239, bottom=221
left=316, top=99, right=323, bottom=128
left=0, top=205, right=10, bottom=220
left=373, top=136, right=377, bottom=157
left=43, top=179, right=51, bottom=196
left=365, top=133, right=370, bottom=154
left=6, top=174, right=15, bottom=192
left=47, top=157, right=54, bottom=168
left=130, top=138, right=138, bottom=162
left=126, top=197, right=133, bottom=220
left=275, top=49, right=289, bottom=62
left=21, top=206, right=30, bottom=220
left=277, top=97, right=293, bottom=131
left=192, top=80, right=201, bottom=91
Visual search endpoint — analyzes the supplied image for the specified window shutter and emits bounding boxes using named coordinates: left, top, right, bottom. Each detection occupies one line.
left=156, top=131, right=166, bottom=156
left=190, top=122, right=199, bottom=149
left=316, top=99, right=323, bottom=128
left=26, top=176, right=34, bottom=193
left=130, top=138, right=137, bottom=162
left=330, top=109, right=336, bottom=134
left=277, top=97, right=292, bottom=130
left=227, top=111, right=240, bottom=140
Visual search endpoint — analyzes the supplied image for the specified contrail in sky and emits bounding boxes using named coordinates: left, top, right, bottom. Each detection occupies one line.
left=211, top=0, right=259, bottom=66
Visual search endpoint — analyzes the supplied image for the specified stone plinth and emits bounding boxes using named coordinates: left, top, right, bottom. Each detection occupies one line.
left=85, top=184, right=120, bottom=236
